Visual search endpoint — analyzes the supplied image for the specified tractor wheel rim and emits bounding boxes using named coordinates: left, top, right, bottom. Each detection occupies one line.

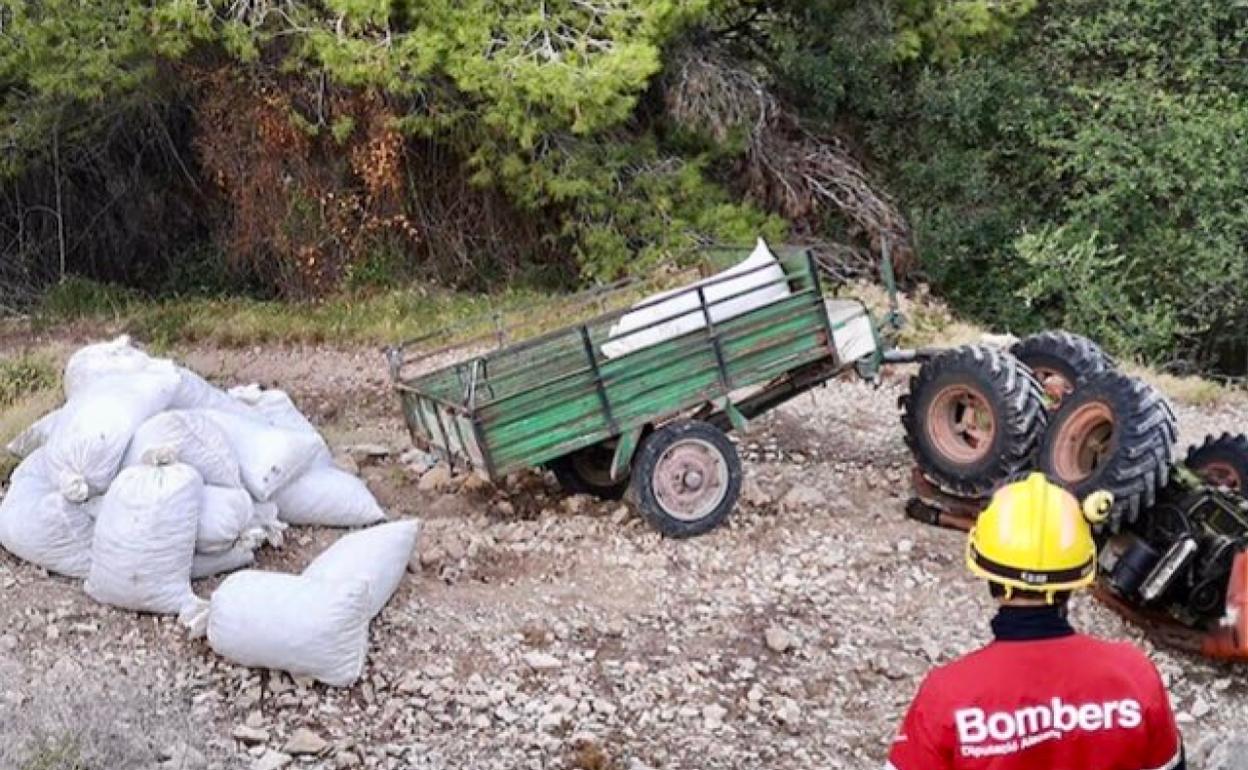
left=1197, top=461, right=1241, bottom=491
left=653, top=439, right=729, bottom=521
left=926, top=385, right=996, bottom=464
left=1033, top=366, right=1074, bottom=407
left=1052, top=401, right=1114, bottom=483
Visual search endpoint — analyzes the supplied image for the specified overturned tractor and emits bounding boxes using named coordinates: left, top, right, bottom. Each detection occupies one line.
left=902, top=332, right=1248, bottom=662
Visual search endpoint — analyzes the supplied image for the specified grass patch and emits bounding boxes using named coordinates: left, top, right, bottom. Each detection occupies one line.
left=0, top=353, right=58, bottom=409
left=34, top=279, right=570, bottom=349
left=0, top=379, right=61, bottom=481
left=1122, top=364, right=1247, bottom=408
left=0, top=352, right=61, bottom=480
left=34, top=277, right=138, bottom=324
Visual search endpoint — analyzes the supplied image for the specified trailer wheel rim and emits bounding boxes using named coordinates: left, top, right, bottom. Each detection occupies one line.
left=1196, top=461, right=1241, bottom=491
left=926, top=385, right=996, bottom=464
left=1032, top=366, right=1074, bottom=407
left=653, top=439, right=729, bottom=521
left=1052, top=401, right=1114, bottom=482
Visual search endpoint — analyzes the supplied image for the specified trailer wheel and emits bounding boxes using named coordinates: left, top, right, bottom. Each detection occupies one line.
left=1185, top=433, right=1248, bottom=492
left=1010, top=330, right=1114, bottom=409
left=901, top=346, right=1047, bottom=498
left=549, top=445, right=629, bottom=500
left=1037, top=371, right=1177, bottom=529
left=629, top=421, right=741, bottom=538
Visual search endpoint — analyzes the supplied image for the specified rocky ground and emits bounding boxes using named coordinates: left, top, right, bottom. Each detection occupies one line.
left=1, top=340, right=1247, bottom=770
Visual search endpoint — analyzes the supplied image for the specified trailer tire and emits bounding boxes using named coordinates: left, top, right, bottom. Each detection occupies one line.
left=629, top=421, right=741, bottom=538
left=1185, top=433, right=1248, bottom=493
left=901, top=346, right=1047, bottom=498
left=1010, top=330, right=1114, bottom=409
left=549, top=445, right=629, bottom=501
left=1037, top=371, right=1177, bottom=529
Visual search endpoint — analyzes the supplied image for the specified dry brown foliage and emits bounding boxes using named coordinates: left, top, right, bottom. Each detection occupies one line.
left=664, top=49, right=915, bottom=282
left=192, top=67, right=417, bottom=297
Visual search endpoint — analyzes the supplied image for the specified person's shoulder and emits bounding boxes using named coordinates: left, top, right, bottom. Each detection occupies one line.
left=1069, top=633, right=1161, bottom=674
left=920, top=642, right=1001, bottom=689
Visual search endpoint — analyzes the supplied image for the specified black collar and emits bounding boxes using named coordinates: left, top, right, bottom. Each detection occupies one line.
left=991, top=604, right=1075, bottom=641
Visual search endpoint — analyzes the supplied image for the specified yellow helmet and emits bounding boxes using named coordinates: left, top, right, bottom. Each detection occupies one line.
left=967, top=473, right=1111, bottom=601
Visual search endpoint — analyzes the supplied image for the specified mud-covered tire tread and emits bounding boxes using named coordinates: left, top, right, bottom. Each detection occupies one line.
left=900, top=345, right=1048, bottom=498
left=1185, top=433, right=1248, bottom=491
left=1037, top=371, right=1177, bottom=530
left=1010, top=330, right=1115, bottom=391
left=628, top=420, right=742, bottom=538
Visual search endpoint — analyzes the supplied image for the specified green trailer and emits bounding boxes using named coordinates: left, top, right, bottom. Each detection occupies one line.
left=386, top=246, right=887, bottom=537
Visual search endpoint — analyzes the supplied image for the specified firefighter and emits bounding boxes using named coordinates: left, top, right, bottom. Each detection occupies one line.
left=887, top=472, right=1185, bottom=770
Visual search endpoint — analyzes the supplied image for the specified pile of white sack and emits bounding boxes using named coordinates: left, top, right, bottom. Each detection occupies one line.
left=0, top=336, right=420, bottom=686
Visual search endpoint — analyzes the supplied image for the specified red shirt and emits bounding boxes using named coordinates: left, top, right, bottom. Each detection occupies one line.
left=888, top=634, right=1182, bottom=770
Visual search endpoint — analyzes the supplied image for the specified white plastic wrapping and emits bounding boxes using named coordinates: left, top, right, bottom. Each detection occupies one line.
left=44, top=364, right=182, bottom=500
left=193, top=409, right=323, bottom=501
left=229, top=385, right=332, bottom=464
left=192, top=542, right=257, bottom=579
left=0, top=451, right=96, bottom=578
left=302, top=519, right=421, bottom=619
left=124, top=410, right=242, bottom=488
left=85, top=455, right=204, bottom=615
left=206, top=570, right=370, bottom=687
left=62, top=335, right=156, bottom=399
left=273, top=466, right=386, bottom=527
left=170, top=366, right=255, bottom=415
left=5, top=408, right=61, bottom=459
left=197, top=485, right=255, bottom=555
left=601, top=238, right=791, bottom=359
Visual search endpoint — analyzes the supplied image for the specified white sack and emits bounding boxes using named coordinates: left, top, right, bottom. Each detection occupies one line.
left=44, top=364, right=182, bottom=500
left=0, top=451, right=95, bottom=578
left=229, top=385, right=317, bottom=434
left=197, top=485, right=254, bottom=554
left=601, top=238, right=791, bottom=359
left=124, top=410, right=242, bottom=488
left=5, top=408, right=61, bottom=459
left=194, top=409, right=323, bottom=501
left=63, top=335, right=156, bottom=399
left=273, top=466, right=386, bottom=527
left=206, top=570, right=370, bottom=687
left=171, top=367, right=255, bottom=416
left=229, top=385, right=332, bottom=464
left=303, top=519, right=421, bottom=619
left=247, top=501, right=287, bottom=548
left=85, top=455, right=203, bottom=615
left=192, top=543, right=256, bottom=579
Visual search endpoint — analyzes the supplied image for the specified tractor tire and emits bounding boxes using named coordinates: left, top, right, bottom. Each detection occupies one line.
left=549, top=444, right=629, bottom=500
left=1185, top=433, right=1248, bottom=493
left=1037, top=371, right=1177, bottom=529
left=628, top=420, right=741, bottom=538
left=901, top=345, right=1047, bottom=498
left=1010, top=330, right=1114, bottom=409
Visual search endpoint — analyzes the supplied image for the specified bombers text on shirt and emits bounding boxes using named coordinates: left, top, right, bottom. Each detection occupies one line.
left=954, top=697, right=1142, bottom=744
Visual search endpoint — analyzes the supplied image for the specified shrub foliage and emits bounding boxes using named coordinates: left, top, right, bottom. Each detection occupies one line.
left=2, top=0, right=1246, bottom=373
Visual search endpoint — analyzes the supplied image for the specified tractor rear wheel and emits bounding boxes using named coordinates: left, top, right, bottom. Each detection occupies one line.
left=901, top=346, right=1047, bottom=498
left=1185, top=433, right=1248, bottom=493
left=1037, top=371, right=1177, bottom=529
left=1010, top=330, right=1114, bottom=409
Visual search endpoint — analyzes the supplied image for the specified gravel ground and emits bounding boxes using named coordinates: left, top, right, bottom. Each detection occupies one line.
left=1, top=345, right=1247, bottom=770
